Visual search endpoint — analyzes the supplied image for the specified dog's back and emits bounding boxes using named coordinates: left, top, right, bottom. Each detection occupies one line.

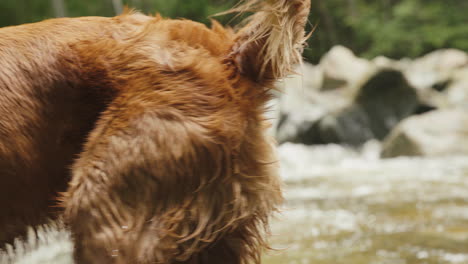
left=0, top=1, right=310, bottom=263
left=0, top=13, right=153, bottom=246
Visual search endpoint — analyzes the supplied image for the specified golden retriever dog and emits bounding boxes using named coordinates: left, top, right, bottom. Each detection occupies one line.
left=0, top=0, right=310, bottom=263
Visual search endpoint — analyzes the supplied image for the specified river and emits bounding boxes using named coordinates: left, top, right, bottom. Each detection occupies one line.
left=1, top=142, right=467, bottom=264
left=264, top=141, right=468, bottom=264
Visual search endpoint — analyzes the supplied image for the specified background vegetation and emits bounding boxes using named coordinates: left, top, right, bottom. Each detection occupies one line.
left=1, top=0, right=467, bottom=63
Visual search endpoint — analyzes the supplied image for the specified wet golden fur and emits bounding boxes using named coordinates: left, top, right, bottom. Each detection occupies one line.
left=0, top=0, right=310, bottom=263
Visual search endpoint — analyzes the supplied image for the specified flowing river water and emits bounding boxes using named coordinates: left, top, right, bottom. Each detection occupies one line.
left=264, top=142, right=468, bottom=264
left=1, top=141, right=467, bottom=264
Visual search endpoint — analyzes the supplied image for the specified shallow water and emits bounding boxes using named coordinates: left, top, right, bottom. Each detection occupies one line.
left=264, top=142, right=468, bottom=264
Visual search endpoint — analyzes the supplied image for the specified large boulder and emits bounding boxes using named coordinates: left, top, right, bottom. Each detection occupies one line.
left=320, top=45, right=373, bottom=90
left=403, top=49, right=468, bottom=90
left=412, top=66, right=468, bottom=110
left=372, top=56, right=399, bottom=69
left=354, top=69, right=421, bottom=139
left=275, top=63, right=352, bottom=142
left=381, top=110, right=468, bottom=158
left=446, top=68, right=468, bottom=109
left=372, top=50, right=468, bottom=110
left=292, top=69, right=421, bottom=146
left=275, top=49, right=467, bottom=147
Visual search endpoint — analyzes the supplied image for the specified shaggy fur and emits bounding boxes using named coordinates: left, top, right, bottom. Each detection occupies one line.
left=0, top=0, right=310, bottom=263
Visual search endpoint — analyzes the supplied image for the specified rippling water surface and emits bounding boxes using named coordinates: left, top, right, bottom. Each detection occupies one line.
left=264, top=142, right=468, bottom=264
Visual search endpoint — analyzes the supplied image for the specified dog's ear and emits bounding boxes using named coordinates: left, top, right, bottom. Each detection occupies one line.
left=229, top=0, right=311, bottom=82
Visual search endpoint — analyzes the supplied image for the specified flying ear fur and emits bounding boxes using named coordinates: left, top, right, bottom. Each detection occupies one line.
left=227, top=0, right=311, bottom=82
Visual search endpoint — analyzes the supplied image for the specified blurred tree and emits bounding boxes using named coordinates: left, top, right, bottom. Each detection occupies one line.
left=304, top=0, right=468, bottom=62
left=0, top=0, right=52, bottom=26
left=112, top=0, right=124, bottom=15
left=51, top=0, right=67, bottom=17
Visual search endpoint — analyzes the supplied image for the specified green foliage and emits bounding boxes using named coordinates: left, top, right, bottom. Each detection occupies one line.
left=0, top=0, right=52, bottom=26
left=349, top=0, right=468, bottom=59
left=0, top=0, right=466, bottom=63
left=303, top=0, right=468, bottom=62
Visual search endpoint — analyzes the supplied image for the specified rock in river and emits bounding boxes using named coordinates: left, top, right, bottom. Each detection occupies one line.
left=295, top=69, right=421, bottom=146
left=382, top=109, right=468, bottom=158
